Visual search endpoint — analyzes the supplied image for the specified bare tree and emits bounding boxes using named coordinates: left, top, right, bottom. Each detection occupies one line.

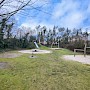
left=0, top=0, right=5, bottom=5
left=0, top=0, right=33, bottom=20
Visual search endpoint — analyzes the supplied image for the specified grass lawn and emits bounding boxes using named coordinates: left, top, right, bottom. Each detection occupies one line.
left=0, top=47, right=90, bottom=90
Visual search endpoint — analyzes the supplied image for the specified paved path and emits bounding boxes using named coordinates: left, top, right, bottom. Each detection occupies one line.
left=63, top=55, right=90, bottom=64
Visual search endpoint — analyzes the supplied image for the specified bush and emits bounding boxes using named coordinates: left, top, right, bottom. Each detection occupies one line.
left=64, top=40, right=85, bottom=51
left=27, top=42, right=36, bottom=49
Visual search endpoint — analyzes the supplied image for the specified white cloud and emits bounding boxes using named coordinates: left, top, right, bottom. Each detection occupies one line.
left=20, top=20, right=38, bottom=29
left=52, top=0, right=79, bottom=19
left=20, top=17, right=54, bottom=30
left=59, top=11, right=85, bottom=28
left=51, top=0, right=90, bottom=29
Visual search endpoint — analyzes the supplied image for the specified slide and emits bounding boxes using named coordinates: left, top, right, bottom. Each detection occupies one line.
left=34, top=42, right=39, bottom=49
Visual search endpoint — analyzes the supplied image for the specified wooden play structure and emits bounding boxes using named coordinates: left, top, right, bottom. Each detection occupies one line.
left=51, top=42, right=59, bottom=48
left=74, top=41, right=90, bottom=57
left=51, top=38, right=60, bottom=48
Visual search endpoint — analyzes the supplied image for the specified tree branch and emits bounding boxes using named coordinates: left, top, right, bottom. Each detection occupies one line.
left=0, top=0, right=5, bottom=5
left=0, top=0, right=31, bottom=17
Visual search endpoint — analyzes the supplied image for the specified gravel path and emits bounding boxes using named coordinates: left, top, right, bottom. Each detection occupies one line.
left=63, top=55, right=90, bottom=64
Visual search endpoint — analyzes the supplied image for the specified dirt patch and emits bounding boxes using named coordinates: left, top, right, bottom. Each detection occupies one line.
left=0, top=52, right=22, bottom=58
left=0, top=62, right=8, bottom=69
left=63, top=55, right=90, bottom=64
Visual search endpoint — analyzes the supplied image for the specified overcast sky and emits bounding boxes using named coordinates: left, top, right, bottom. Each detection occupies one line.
left=14, top=0, right=90, bottom=31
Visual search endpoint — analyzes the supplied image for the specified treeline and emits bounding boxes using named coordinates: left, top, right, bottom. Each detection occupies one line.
left=0, top=24, right=36, bottom=49
left=0, top=21, right=90, bottom=51
left=35, top=26, right=90, bottom=51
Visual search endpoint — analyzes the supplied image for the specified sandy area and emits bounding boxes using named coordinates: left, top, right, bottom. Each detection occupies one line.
left=18, top=49, right=52, bottom=54
left=63, top=55, right=90, bottom=64
left=0, top=52, right=22, bottom=58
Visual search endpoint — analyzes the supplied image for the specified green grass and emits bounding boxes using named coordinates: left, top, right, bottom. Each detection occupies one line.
left=39, top=45, right=50, bottom=50
left=0, top=47, right=90, bottom=90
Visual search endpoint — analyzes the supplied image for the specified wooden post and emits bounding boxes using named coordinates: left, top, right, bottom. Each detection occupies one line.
left=74, top=49, right=76, bottom=57
left=84, top=43, right=87, bottom=57
left=31, top=52, right=34, bottom=57
left=58, top=39, right=59, bottom=48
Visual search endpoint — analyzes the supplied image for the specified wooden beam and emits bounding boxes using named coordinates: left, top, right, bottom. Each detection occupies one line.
left=86, top=47, right=90, bottom=48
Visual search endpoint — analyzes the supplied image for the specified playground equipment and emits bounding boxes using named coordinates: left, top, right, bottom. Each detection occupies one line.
left=51, top=39, right=60, bottom=49
left=74, top=42, right=90, bottom=57
left=18, top=41, right=52, bottom=55
left=34, top=41, right=39, bottom=49
left=31, top=41, right=39, bottom=57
